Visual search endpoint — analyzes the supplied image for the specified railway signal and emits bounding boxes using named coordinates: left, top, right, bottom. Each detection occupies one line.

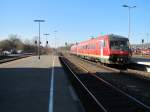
left=35, top=40, right=37, bottom=44
left=142, top=39, right=144, bottom=44
left=44, top=33, right=50, bottom=54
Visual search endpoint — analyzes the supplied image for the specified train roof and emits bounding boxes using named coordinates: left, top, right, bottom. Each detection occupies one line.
left=108, top=34, right=128, bottom=40
left=72, top=34, right=128, bottom=47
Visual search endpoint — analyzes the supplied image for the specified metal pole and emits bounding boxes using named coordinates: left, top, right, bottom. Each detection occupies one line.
left=38, top=22, right=41, bottom=59
left=54, top=30, right=58, bottom=50
left=46, top=35, right=47, bottom=48
left=128, top=7, right=131, bottom=39
left=123, top=5, right=136, bottom=41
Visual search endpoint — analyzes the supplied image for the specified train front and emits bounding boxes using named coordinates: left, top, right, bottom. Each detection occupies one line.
left=108, top=35, right=132, bottom=64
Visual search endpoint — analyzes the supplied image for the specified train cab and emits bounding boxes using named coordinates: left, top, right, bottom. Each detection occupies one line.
left=108, top=35, right=132, bottom=64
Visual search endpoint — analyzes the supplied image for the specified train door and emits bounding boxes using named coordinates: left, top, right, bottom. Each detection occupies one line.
left=100, top=40, right=104, bottom=60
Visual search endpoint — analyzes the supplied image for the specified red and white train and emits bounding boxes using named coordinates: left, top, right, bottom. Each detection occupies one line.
left=70, top=34, right=132, bottom=64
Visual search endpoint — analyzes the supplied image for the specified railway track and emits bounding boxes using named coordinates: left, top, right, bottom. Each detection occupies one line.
left=60, top=56, right=150, bottom=112
left=75, top=55, right=150, bottom=80
left=0, top=55, right=30, bottom=64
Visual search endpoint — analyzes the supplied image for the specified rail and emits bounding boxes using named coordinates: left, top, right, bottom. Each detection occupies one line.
left=60, top=56, right=150, bottom=112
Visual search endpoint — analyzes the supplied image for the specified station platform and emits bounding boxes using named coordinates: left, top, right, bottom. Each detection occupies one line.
left=0, top=55, right=83, bottom=112
left=131, top=56, right=150, bottom=72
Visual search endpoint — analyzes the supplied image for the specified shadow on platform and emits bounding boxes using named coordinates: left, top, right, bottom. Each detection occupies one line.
left=0, top=67, right=61, bottom=112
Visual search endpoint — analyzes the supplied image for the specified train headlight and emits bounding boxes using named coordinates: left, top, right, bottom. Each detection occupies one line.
left=120, top=58, right=123, bottom=61
left=117, top=58, right=120, bottom=61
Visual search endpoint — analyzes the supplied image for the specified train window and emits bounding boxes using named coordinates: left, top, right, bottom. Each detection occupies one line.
left=89, top=44, right=92, bottom=49
left=91, top=44, right=93, bottom=49
left=103, top=40, right=106, bottom=47
left=85, top=45, right=88, bottom=49
left=99, top=43, right=101, bottom=49
left=92, top=44, right=96, bottom=49
left=87, top=45, right=89, bottom=49
left=90, top=44, right=92, bottom=49
left=110, top=40, right=129, bottom=50
left=89, top=45, right=91, bottom=49
left=88, top=44, right=90, bottom=49
left=93, top=44, right=96, bottom=49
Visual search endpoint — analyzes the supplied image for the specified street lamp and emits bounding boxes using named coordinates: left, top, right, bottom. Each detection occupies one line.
left=123, top=5, right=136, bottom=40
left=34, top=20, right=45, bottom=59
left=44, top=33, right=50, bottom=54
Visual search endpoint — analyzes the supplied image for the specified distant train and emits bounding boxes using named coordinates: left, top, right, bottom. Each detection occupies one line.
left=70, top=34, right=132, bottom=65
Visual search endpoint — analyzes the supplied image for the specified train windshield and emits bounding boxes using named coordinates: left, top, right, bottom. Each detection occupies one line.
left=110, top=40, right=129, bottom=50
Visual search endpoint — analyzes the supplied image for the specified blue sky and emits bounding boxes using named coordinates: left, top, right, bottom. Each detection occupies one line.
left=1, top=0, right=150, bottom=46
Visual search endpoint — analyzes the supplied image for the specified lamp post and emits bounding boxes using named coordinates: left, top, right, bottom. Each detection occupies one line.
left=44, top=33, right=50, bottom=54
left=123, top=5, right=136, bottom=40
left=34, top=20, right=45, bottom=59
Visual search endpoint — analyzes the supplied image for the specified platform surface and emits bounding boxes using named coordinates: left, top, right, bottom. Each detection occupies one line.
left=131, top=56, right=150, bottom=66
left=0, top=55, right=82, bottom=112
